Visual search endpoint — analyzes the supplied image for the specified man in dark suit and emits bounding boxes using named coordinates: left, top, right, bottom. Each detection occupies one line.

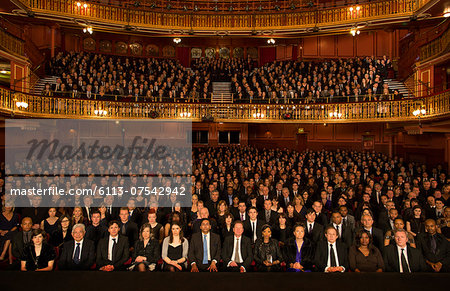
left=278, top=187, right=293, bottom=211
left=59, top=224, right=95, bottom=270
left=258, top=200, right=278, bottom=226
left=96, top=220, right=130, bottom=271
left=243, top=207, right=263, bottom=244
left=85, top=211, right=107, bottom=248
left=417, top=219, right=450, bottom=272
left=314, top=226, right=349, bottom=272
left=305, top=209, right=324, bottom=247
left=205, top=190, right=220, bottom=217
left=189, top=219, right=221, bottom=272
left=355, top=214, right=384, bottom=250
left=383, top=229, right=426, bottom=272
left=232, top=201, right=247, bottom=222
left=221, top=221, right=253, bottom=272
left=312, top=201, right=328, bottom=226
left=11, top=217, right=33, bottom=266
left=329, top=211, right=353, bottom=248
left=118, top=207, right=139, bottom=248
left=256, top=186, right=272, bottom=212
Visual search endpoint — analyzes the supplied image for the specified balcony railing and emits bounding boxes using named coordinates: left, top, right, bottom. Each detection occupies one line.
left=1, top=87, right=449, bottom=123
left=19, top=0, right=424, bottom=31
left=419, top=26, right=450, bottom=62
left=0, top=28, right=25, bottom=57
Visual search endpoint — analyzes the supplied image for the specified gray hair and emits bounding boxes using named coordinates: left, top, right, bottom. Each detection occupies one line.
left=72, top=223, right=86, bottom=234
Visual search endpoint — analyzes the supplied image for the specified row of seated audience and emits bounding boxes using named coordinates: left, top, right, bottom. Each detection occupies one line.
left=44, top=52, right=399, bottom=104
left=46, top=52, right=212, bottom=101
left=0, top=147, right=449, bottom=272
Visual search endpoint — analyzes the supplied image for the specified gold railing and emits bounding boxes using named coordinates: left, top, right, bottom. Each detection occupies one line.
left=0, top=28, right=25, bottom=57
left=419, top=26, right=450, bottom=62
left=19, top=0, right=423, bottom=31
left=1, top=87, right=449, bottom=123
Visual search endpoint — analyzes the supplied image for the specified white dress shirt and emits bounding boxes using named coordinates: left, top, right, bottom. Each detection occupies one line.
left=325, top=241, right=345, bottom=272
left=307, top=221, right=315, bottom=233
left=250, top=220, right=258, bottom=242
left=108, top=235, right=119, bottom=261
left=191, top=232, right=213, bottom=265
left=397, top=245, right=410, bottom=273
left=333, top=223, right=343, bottom=237
left=229, top=236, right=243, bottom=265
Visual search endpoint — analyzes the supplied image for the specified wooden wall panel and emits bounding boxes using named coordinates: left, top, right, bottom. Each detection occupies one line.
left=357, top=32, right=374, bottom=56
left=376, top=30, right=391, bottom=57
left=337, top=35, right=354, bottom=57
left=303, top=37, right=318, bottom=56
left=319, top=36, right=335, bottom=56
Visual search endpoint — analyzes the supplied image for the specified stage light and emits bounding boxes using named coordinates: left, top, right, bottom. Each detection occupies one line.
left=444, top=12, right=450, bottom=18
left=16, top=101, right=28, bottom=109
left=349, top=7, right=353, bottom=12
left=267, top=38, right=276, bottom=44
left=173, top=38, right=181, bottom=44
left=83, top=3, right=87, bottom=8
left=76, top=2, right=81, bottom=7
left=356, top=6, right=361, bottom=11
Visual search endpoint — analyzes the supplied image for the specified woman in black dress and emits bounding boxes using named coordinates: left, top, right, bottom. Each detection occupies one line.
left=254, top=224, right=283, bottom=272
left=148, top=209, right=164, bottom=245
left=0, top=206, right=19, bottom=263
left=129, top=223, right=160, bottom=272
left=21, top=229, right=55, bottom=271
left=49, top=215, right=73, bottom=247
left=220, top=213, right=234, bottom=243
left=161, top=223, right=189, bottom=272
left=40, top=207, right=59, bottom=241
left=272, top=213, right=292, bottom=247
left=406, top=205, right=425, bottom=238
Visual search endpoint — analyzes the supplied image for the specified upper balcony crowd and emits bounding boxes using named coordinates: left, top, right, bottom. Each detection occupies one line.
left=0, top=147, right=449, bottom=272
left=42, top=52, right=400, bottom=104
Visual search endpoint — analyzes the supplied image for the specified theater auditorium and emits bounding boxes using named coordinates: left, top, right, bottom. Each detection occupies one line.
left=0, top=0, right=449, bottom=290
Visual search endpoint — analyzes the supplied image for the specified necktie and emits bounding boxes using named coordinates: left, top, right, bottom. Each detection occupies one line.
left=202, top=234, right=208, bottom=264
left=401, top=249, right=410, bottom=273
left=122, top=224, right=126, bottom=235
left=336, top=225, right=340, bottom=236
left=266, top=211, right=270, bottom=222
left=73, top=242, right=81, bottom=264
left=112, top=238, right=117, bottom=259
left=430, top=235, right=437, bottom=254
left=309, top=224, right=312, bottom=234
left=330, top=244, right=337, bottom=267
left=240, top=213, right=244, bottom=221
left=234, top=238, right=240, bottom=263
left=285, top=198, right=288, bottom=205
left=252, top=222, right=256, bottom=242
left=343, top=217, right=347, bottom=226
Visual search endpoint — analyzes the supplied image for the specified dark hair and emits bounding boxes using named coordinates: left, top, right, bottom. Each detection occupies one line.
left=324, top=225, right=338, bottom=236
left=119, top=207, right=129, bottom=213
left=293, top=223, right=305, bottom=233
left=108, top=220, right=120, bottom=228
left=355, top=229, right=373, bottom=248
left=139, top=223, right=154, bottom=241
left=248, top=206, right=258, bottom=213
left=91, top=210, right=101, bottom=217
left=169, top=222, right=185, bottom=243
left=306, top=208, right=315, bottom=215
left=261, top=224, right=272, bottom=233
left=30, top=229, right=47, bottom=244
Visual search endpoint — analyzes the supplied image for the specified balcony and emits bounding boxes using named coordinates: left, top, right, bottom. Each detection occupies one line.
left=1, top=87, right=449, bottom=123
left=15, top=0, right=428, bottom=33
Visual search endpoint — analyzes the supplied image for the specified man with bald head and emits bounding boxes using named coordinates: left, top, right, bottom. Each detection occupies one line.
left=11, top=217, right=33, bottom=260
left=416, top=219, right=450, bottom=272
left=59, top=223, right=96, bottom=270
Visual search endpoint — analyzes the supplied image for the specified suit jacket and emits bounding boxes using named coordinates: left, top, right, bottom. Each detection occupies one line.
left=383, top=244, right=426, bottom=272
left=256, top=194, right=273, bottom=211
left=305, top=222, right=324, bottom=246
left=314, top=240, right=349, bottom=272
left=342, top=215, right=356, bottom=231
left=221, top=235, right=253, bottom=270
left=329, top=223, right=353, bottom=248
left=258, top=210, right=278, bottom=226
left=243, top=219, right=263, bottom=243
left=119, top=221, right=139, bottom=248
left=96, top=235, right=130, bottom=270
left=315, top=212, right=328, bottom=226
left=416, top=233, right=450, bottom=270
left=278, top=195, right=293, bottom=210
left=284, top=237, right=314, bottom=270
left=11, top=231, right=31, bottom=259
left=58, top=239, right=96, bottom=270
left=188, top=232, right=221, bottom=269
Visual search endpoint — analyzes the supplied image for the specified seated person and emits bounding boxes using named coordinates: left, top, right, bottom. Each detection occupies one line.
left=285, top=224, right=314, bottom=272
left=314, top=226, right=349, bottom=272
left=128, top=223, right=160, bottom=272
left=383, top=229, right=426, bottom=273
left=348, top=230, right=384, bottom=272
left=254, top=224, right=283, bottom=272
left=20, top=229, right=55, bottom=271
left=50, top=215, right=73, bottom=247
left=384, top=218, right=416, bottom=248
left=161, top=223, right=189, bottom=272
left=85, top=211, right=108, bottom=248
left=11, top=217, right=33, bottom=267
left=221, top=221, right=253, bottom=272
left=58, top=223, right=95, bottom=270
left=96, top=220, right=130, bottom=271
left=189, top=219, right=221, bottom=272
left=416, top=219, right=450, bottom=272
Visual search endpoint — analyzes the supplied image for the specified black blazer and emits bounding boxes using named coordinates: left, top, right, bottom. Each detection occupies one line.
left=284, top=237, right=314, bottom=270
left=132, top=239, right=160, bottom=264
left=416, top=233, right=450, bottom=269
left=383, top=244, right=426, bottom=272
left=119, top=221, right=139, bottom=248
left=258, top=210, right=279, bottom=226
left=58, top=239, right=96, bottom=270
left=328, top=224, right=353, bottom=248
left=96, top=235, right=130, bottom=270
left=354, top=227, right=384, bottom=250
left=243, top=219, right=264, bottom=243
left=85, top=224, right=108, bottom=248
left=305, top=222, right=324, bottom=246
left=188, top=232, right=221, bottom=268
left=314, top=240, right=349, bottom=272
left=221, top=235, right=253, bottom=270
left=11, top=231, right=30, bottom=259
left=315, top=213, right=329, bottom=226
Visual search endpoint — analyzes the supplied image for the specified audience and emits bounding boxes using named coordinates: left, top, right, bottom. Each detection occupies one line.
left=2, top=145, right=450, bottom=272
left=46, top=52, right=396, bottom=104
